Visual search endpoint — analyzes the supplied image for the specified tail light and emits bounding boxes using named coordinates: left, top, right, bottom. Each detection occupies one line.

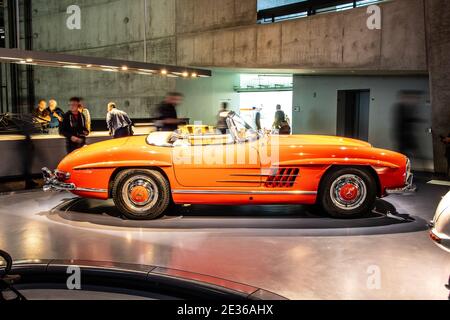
left=430, top=230, right=442, bottom=244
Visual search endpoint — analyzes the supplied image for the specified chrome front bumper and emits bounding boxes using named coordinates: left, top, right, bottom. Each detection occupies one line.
left=42, top=167, right=76, bottom=192
left=386, top=173, right=417, bottom=194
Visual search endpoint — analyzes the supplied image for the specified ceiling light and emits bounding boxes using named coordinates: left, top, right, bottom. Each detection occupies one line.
left=182, top=71, right=189, bottom=77
left=86, top=64, right=92, bottom=68
left=100, top=65, right=118, bottom=69
left=0, top=57, right=21, bottom=60
left=161, top=69, right=168, bottom=75
left=121, top=66, right=128, bottom=71
left=26, top=58, right=33, bottom=62
left=63, top=65, right=82, bottom=69
left=138, top=68, right=156, bottom=73
left=191, top=72, right=198, bottom=78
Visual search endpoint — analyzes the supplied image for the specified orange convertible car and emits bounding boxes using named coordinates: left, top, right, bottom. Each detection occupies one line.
left=43, top=112, right=414, bottom=220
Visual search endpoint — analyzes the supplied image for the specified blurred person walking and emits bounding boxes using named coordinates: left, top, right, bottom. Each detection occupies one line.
left=394, top=91, right=424, bottom=159
left=216, top=102, right=229, bottom=134
left=47, top=99, right=64, bottom=135
left=107, top=102, right=133, bottom=138
left=441, top=134, right=450, bottom=177
left=254, top=106, right=262, bottom=131
left=156, top=92, right=184, bottom=132
left=61, top=97, right=89, bottom=154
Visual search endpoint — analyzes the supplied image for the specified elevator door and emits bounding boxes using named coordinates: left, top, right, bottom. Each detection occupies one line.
left=336, top=90, right=370, bottom=141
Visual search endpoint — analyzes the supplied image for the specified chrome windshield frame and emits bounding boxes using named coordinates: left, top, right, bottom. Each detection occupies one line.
left=226, top=111, right=261, bottom=144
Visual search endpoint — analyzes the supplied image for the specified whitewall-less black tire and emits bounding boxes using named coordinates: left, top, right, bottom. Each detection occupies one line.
left=319, top=167, right=377, bottom=219
left=112, top=169, right=171, bottom=220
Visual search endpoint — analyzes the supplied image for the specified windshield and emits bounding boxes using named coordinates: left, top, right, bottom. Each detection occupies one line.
left=226, top=111, right=259, bottom=143
left=146, top=111, right=258, bottom=147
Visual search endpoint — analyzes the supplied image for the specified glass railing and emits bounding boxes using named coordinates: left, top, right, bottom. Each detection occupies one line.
left=258, top=0, right=385, bottom=24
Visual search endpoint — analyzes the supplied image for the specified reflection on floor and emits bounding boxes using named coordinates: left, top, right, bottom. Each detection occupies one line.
left=0, top=176, right=449, bottom=300
left=428, top=180, right=450, bottom=187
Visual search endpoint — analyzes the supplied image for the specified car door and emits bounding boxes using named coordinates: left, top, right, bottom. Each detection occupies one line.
left=172, top=137, right=261, bottom=188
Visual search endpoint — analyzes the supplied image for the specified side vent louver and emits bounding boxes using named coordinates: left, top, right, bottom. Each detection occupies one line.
left=265, top=168, right=300, bottom=188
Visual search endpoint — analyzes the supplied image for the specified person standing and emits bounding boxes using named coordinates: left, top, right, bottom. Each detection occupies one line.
left=254, top=106, right=262, bottom=131
left=33, top=99, right=51, bottom=133
left=216, top=102, right=229, bottom=134
left=47, top=99, right=64, bottom=135
left=273, top=104, right=286, bottom=130
left=61, top=97, right=89, bottom=154
left=79, top=98, right=92, bottom=133
left=106, top=102, right=133, bottom=139
left=156, top=92, right=184, bottom=131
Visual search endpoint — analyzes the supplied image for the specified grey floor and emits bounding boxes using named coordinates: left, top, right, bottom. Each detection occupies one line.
left=0, top=177, right=449, bottom=300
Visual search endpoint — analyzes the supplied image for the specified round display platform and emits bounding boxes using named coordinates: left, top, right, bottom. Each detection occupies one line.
left=45, top=197, right=429, bottom=237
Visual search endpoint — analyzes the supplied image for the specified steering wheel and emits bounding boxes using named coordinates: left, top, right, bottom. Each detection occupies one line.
left=0, top=250, right=12, bottom=276
left=0, top=250, right=27, bottom=301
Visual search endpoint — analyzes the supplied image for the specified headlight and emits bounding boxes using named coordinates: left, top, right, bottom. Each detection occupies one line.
left=434, top=192, right=450, bottom=224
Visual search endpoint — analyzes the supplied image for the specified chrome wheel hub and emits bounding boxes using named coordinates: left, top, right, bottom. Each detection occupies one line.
left=330, top=174, right=367, bottom=210
left=122, top=176, right=158, bottom=213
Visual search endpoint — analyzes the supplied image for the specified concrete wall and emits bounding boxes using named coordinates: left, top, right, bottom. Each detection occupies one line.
left=293, top=75, right=433, bottom=171
left=177, top=0, right=427, bottom=71
left=31, top=0, right=177, bottom=119
left=30, top=0, right=429, bottom=119
left=176, top=71, right=240, bottom=125
left=425, top=0, right=450, bottom=174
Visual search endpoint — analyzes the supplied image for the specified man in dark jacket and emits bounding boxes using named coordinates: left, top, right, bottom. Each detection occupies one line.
left=273, top=104, right=286, bottom=129
left=61, top=97, right=89, bottom=154
left=107, top=102, right=133, bottom=138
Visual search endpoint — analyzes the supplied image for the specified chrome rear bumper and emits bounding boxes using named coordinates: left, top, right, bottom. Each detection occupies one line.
left=42, top=167, right=76, bottom=192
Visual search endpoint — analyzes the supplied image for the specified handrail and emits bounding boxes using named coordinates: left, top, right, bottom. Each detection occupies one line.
left=258, top=0, right=384, bottom=23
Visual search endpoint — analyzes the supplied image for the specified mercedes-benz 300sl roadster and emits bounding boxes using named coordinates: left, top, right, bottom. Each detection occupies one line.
left=43, top=112, right=414, bottom=220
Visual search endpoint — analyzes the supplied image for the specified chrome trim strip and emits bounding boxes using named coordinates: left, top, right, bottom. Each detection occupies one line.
left=230, top=174, right=272, bottom=177
left=216, top=180, right=261, bottom=183
left=75, top=187, right=108, bottom=193
left=172, top=190, right=317, bottom=195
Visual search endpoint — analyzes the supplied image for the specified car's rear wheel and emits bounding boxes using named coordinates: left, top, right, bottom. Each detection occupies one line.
left=319, top=167, right=377, bottom=219
left=112, top=169, right=171, bottom=220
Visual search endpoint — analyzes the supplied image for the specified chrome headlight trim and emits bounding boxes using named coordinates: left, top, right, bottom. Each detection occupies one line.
left=405, top=158, right=412, bottom=184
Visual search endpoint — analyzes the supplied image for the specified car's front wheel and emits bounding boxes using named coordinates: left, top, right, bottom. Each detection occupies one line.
left=319, top=167, right=377, bottom=219
left=112, top=169, right=171, bottom=220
